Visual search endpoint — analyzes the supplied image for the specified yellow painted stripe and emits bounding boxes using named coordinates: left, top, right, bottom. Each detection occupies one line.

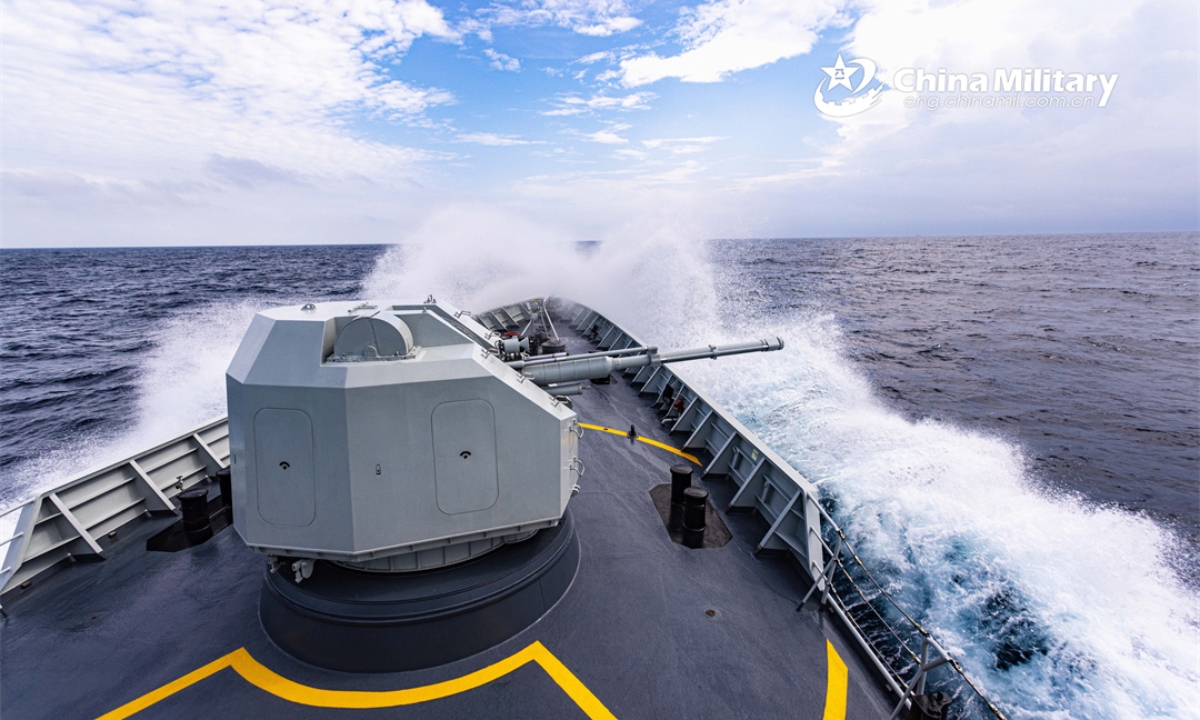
left=96, top=653, right=232, bottom=720
left=578, top=423, right=700, bottom=465
left=528, top=643, right=618, bottom=720
left=822, top=639, right=849, bottom=720
left=97, top=641, right=616, bottom=719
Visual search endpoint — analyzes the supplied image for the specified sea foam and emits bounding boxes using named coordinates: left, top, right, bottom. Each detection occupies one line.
left=6, top=226, right=1194, bottom=718
left=362, top=225, right=1198, bottom=719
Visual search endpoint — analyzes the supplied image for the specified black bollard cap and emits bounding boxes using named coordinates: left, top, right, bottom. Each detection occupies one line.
left=670, top=464, right=694, bottom=504
left=179, top=488, right=207, bottom=501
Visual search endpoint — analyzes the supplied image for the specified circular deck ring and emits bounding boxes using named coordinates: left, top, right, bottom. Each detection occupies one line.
left=260, top=510, right=579, bottom=673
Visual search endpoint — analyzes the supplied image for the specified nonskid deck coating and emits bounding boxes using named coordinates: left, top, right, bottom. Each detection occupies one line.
left=1, top=327, right=895, bottom=720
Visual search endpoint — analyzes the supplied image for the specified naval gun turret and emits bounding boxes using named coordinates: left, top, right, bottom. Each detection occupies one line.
left=225, top=298, right=783, bottom=672
left=226, top=300, right=577, bottom=573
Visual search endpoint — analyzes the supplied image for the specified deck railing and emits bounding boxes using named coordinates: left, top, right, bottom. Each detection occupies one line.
left=1, top=298, right=1008, bottom=719
left=0, top=417, right=230, bottom=599
left=545, top=298, right=1009, bottom=720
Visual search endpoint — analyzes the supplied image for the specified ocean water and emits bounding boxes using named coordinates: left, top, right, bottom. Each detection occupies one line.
left=1, top=232, right=1197, bottom=719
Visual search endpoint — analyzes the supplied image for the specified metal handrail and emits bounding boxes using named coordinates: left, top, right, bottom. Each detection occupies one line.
left=0, top=416, right=230, bottom=599
left=0, top=532, right=25, bottom=550
left=0, top=499, right=34, bottom=552
left=0, top=499, right=34, bottom=517
left=808, top=503, right=1011, bottom=720
left=409, top=297, right=1019, bottom=719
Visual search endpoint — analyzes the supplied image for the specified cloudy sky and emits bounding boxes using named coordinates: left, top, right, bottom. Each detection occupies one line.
left=2, top=0, right=1196, bottom=246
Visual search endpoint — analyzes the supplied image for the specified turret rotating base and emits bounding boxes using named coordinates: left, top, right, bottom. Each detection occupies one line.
left=259, top=509, right=579, bottom=673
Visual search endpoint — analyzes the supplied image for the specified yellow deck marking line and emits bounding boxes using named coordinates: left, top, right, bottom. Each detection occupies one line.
left=97, top=641, right=616, bottom=720
left=96, top=653, right=233, bottom=720
left=822, top=639, right=849, bottom=720
left=578, top=423, right=700, bottom=465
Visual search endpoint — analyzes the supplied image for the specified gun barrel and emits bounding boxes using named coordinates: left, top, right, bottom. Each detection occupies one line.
left=522, top=338, right=784, bottom=387
left=508, top=345, right=653, bottom=370
left=657, top=338, right=784, bottom=363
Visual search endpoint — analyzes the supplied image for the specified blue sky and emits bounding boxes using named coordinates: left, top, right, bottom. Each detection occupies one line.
left=2, top=0, right=1197, bottom=246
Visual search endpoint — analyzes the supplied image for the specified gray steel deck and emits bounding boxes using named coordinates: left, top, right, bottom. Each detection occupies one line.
left=1, top=318, right=894, bottom=720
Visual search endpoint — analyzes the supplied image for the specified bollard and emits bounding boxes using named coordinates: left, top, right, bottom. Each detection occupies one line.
left=682, top=487, right=707, bottom=549
left=216, top=467, right=233, bottom=523
left=670, top=464, right=693, bottom=504
left=541, top=339, right=566, bottom=355
left=669, top=464, right=693, bottom=531
left=907, top=692, right=951, bottom=720
left=180, top=488, right=213, bottom=545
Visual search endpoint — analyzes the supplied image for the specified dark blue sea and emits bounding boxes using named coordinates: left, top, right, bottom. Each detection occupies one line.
left=1, top=233, right=1197, bottom=719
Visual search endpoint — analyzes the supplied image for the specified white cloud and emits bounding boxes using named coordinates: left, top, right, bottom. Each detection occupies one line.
left=577, top=51, right=614, bottom=65
left=4, top=0, right=1193, bottom=248
left=542, top=92, right=655, bottom=116
left=484, top=48, right=521, bottom=71
left=640, top=160, right=705, bottom=184
left=722, top=0, right=1198, bottom=237
left=487, top=0, right=642, bottom=37
left=800, top=0, right=1198, bottom=201
left=620, top=0, right=843, bottom=86
left=457, top=132, right=543, bottom=146
left=569, top=123, right=632, bottom=144
left=1, top=167, right=440, bottom=247
left=642, top=136, right=724, bottom=154
left=614, top=148, right=648, bottom=159
left=585, top=130, right=629, bottom=144
left=2, top=0, right=459, bottom=182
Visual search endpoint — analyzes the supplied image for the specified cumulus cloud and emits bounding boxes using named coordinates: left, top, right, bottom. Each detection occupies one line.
left=620, top=0, right=843, bottom=86
left=3, top=0, right=459, bottom=181
left=3, top=0, right=1194, bottom=248
left=535, top=0, right=641, bottom=36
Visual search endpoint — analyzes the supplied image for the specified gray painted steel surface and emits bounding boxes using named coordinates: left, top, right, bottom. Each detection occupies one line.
left=225, top=300, right=578, bottom=569
left=548, top=301, right=827, bottom=584
left=0, top=417, right=229, bottom=596
left=0, top=297, right=1002, bottom=719
left=518, top=338, right=783, bottom=386
left=0, top=309, right=893, bottom=719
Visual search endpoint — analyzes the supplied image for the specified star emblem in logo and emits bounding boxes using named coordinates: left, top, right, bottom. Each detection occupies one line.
left=821, top=55, right=859, bottom=91
left=813, top=55, right=884, bottom=118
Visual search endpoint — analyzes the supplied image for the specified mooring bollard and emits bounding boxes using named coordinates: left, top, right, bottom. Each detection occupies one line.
left=669, top=464, right=693, bottom=531
left=180, top=488, right=213, bottom=545
left=682, top=487, right=708, bottom=549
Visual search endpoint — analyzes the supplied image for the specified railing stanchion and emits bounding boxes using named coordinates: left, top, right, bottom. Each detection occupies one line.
left=797, top=534, right=840, bottom=611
